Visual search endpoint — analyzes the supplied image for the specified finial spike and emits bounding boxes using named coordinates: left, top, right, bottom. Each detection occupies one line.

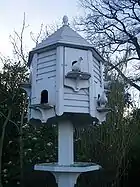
left=63, top=15, right=69, bottom=26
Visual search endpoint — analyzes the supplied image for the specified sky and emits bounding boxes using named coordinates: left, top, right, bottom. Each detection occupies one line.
left=0, top=0, right=82, bottom=57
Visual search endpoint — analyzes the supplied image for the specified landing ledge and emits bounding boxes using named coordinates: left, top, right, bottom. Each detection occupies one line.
left=30, top=103, right=54, bottom=110
left=34, top=162, right=101, bottom=172
left=65, top=71, right=91, bottom=80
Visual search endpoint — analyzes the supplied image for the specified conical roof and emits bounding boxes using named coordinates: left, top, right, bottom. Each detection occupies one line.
left=28, top=16, right=104, bottom=65
left=34, top=21, right=92, bottom=50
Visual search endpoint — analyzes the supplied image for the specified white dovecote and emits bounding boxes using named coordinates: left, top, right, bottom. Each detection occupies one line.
left=22, top=16, right=111, bottom=124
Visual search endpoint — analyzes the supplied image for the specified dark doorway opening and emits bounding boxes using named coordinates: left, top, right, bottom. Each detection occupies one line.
left=41, top=90, right=48, bottom=104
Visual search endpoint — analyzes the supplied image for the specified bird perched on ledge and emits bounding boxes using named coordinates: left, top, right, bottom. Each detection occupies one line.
left=97, top=91, right=108, bottom=108
left=71, top=57, right=83, bottom=72
left=104, top=80, right=111, bottom=90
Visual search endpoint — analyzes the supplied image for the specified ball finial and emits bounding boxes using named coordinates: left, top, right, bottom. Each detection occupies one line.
left=63, top=15, right=69, bottom=26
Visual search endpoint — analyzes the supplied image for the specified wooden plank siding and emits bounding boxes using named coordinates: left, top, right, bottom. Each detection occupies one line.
left=36, top=50, right=56, bottom=80
left=64, top=88, right=89, bottom=113
left=93, top=58, right=101, bottom=85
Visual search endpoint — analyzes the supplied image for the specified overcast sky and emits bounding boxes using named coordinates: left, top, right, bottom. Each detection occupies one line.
left=0, top=0, right=82, bottom=57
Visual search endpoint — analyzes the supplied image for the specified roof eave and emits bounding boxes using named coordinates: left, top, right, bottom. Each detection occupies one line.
left=28, top=42, right=105, bottom=66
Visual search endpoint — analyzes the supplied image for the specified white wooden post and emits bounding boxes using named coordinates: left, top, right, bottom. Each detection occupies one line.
left=56, top=46, right=64, bottom=116
left=53, top=173, right=79, bottom=187
left=88, top=50, right=95, bottom=117
left=58, top=120, right=74, bottom=165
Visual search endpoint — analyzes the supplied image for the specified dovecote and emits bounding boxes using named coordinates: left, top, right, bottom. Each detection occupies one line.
left=22, top=16, right=111, bottom=125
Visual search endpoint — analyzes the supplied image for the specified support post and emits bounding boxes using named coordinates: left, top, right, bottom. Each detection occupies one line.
left=53, top=173, right=79, bottom=187
left=58, top=120, right=74, bottom=165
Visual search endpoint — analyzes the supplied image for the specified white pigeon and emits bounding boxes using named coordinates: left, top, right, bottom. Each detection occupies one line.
left=97, top=91, right=108, bottom=108
left=71, top=57, right=83, bottom=72
left=104, top=80, right=111, bottom=90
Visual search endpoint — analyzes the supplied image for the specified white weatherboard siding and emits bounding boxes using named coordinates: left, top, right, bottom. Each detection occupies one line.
left=37, top=50, right=56, bottom=79
left=64, top=88, right=89, bottom=113
left=63, top=47, right=90, bottom=113
left=35, top=50, right=57, bottom=105
left=93, top=57, right=101, bottom=86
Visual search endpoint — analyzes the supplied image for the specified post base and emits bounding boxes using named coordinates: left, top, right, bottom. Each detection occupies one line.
left=53, top=172, right=79, bottom=187
left=34, top=162, right=101, bottom=187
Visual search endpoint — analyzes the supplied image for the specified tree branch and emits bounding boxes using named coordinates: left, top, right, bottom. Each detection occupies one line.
left=107, top=60, right=140, bottom=91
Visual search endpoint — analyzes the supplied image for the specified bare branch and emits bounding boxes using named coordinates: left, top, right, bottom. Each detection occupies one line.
left=30, top=23, right=44, bottom=46
left=107, top=60, right=140, bottom=91
left=0, top=111, right=19, bottom=131
left=9, top=13, right=28, bottom=64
